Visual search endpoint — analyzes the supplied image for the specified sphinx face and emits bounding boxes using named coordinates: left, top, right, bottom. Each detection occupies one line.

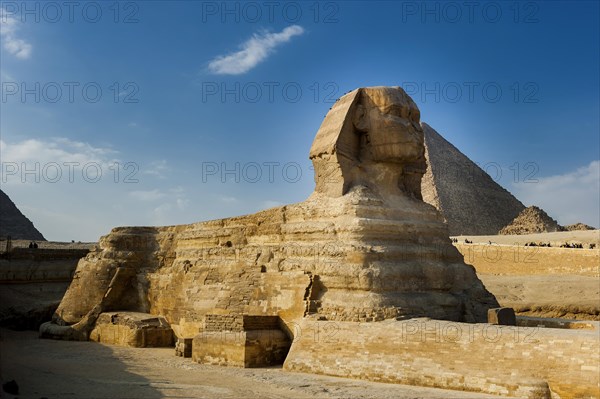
left=360, top=88, right=424, bottom=163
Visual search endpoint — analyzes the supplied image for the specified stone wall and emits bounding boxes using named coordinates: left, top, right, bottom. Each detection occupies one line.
left=0, top=248, right=88, bottom=282
left=193, top=314, right=290, bottom=367
left=0, top=248, right=90, bottom=330
left=454, top=243, right=600, bottom=277
left=204, top=314, right=281, bottom=332
left=284, top=318, right=600, bottom=398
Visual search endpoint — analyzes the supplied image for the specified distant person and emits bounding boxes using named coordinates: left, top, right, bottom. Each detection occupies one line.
left=33, top=242, right=38, bottom=249
left=28, top=242, right=33, bottom=248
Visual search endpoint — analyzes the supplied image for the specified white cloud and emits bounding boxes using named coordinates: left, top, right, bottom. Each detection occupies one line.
left=129, top=189, right=166, bottom=202
left=511, top=160, right=600, bottom=227
left=219, top=195, right=238, bottom=203
left=176, top=197, right=188, bottom=210
left=0, top=8, right=32, bottom=59
left=0, top=137, right=117, bottom=180
left=208, top=25, right=304, bottom=75
left=152, top=192, right=189, bottom=225
left=0, top=136, right=192, bottom=241
left=143, top=159, right=169, bottom=178
left=0, top=68, right=14, bottom=81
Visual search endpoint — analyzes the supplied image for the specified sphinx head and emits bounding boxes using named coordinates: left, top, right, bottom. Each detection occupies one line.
left=310, top=86, right=426, bottom=198
left=354, top=87, right=424, bottom=163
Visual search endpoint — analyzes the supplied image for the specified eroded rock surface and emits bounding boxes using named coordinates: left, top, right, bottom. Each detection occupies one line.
left=42, top=87, right=498, bottom=341
left=89, top=312, right=173, bottom=347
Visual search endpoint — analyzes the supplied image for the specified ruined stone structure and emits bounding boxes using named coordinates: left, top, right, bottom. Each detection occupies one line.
left=42, top=87, right=498, bottom=342
left=421, top=124, right=525, bottom=235
left=192, top=315, right=290, bottom=367
left=38, top=87, right=600, bottom=397
left=89, top=312, right=173, bottom=347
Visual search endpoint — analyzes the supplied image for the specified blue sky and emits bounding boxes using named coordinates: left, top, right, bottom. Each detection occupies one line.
left=1, top=1, right=598, bottom=241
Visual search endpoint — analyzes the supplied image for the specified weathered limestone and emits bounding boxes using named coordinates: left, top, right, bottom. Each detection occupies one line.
left=42, top=87, right=498, bottom=344
left=192, top=314, right=290, bottom=367
left=175, top=337, right=193, bottom=357
left=487, top=307, right=516, bottom=326
left=283, top=318, right=600, bottom=398
left=89, top=312, right=173, bottom=347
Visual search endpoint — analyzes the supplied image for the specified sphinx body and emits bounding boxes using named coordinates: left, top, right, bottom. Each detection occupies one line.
left=44, top=87, right=498, bottom=339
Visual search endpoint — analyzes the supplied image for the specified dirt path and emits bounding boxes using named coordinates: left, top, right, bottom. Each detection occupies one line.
left=0, top=329, right=504, bottom=399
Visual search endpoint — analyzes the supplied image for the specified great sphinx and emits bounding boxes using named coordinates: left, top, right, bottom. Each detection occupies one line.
left=41, top=86, right=498, bottom=341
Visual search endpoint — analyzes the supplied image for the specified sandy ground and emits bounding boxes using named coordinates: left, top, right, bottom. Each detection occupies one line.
left=453, top=230, right=600, bottom=246
left=480, top=274, right=600, bottom=320
left=453, top=231, right=600, bottom=319
left=0, top=329, right=504, bottom=399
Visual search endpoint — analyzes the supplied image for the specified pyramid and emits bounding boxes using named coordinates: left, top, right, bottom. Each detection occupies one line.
left=499, top=206, right=564, bottom=235
left=421, top=123, right=525, bottom=236
left=0, top=189, right=46, bottom=240
left=564, top=223, right=596, bottom=231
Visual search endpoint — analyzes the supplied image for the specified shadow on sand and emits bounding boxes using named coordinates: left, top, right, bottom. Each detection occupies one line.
left=0, top=328, right=163, bottom=399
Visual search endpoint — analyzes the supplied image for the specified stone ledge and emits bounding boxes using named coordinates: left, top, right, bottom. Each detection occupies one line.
left=89, top=312, right=174, bottom=348
left=283, top=318, right=599, bottom=399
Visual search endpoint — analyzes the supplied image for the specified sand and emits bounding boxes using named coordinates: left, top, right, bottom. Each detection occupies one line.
left=453, top=230, right=600, bottom=246
left=0, top=329, right=505, bottom=399
left=480, top=274, right=600, bottom=320
left=454, top=231, right=600, bottom=320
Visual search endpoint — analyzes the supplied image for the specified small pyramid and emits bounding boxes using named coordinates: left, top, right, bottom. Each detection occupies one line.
left=498, top=206, right=564, bottom=235
left=421, top=123, right=525, bottom=235
left=564, top=223, right=596, bottom=231
left=0, top=189, right=46, bottom=240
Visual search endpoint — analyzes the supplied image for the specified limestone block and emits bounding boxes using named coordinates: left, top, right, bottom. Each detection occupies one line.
left=192, top=329, right=290, bottom=368
left=192, top=314, right=290, bottom=367
left=89, top=312, right=173, bottom=347
left=488, top=307, right=516, bottom=326
left=175, top=337, right=193, bottom=357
